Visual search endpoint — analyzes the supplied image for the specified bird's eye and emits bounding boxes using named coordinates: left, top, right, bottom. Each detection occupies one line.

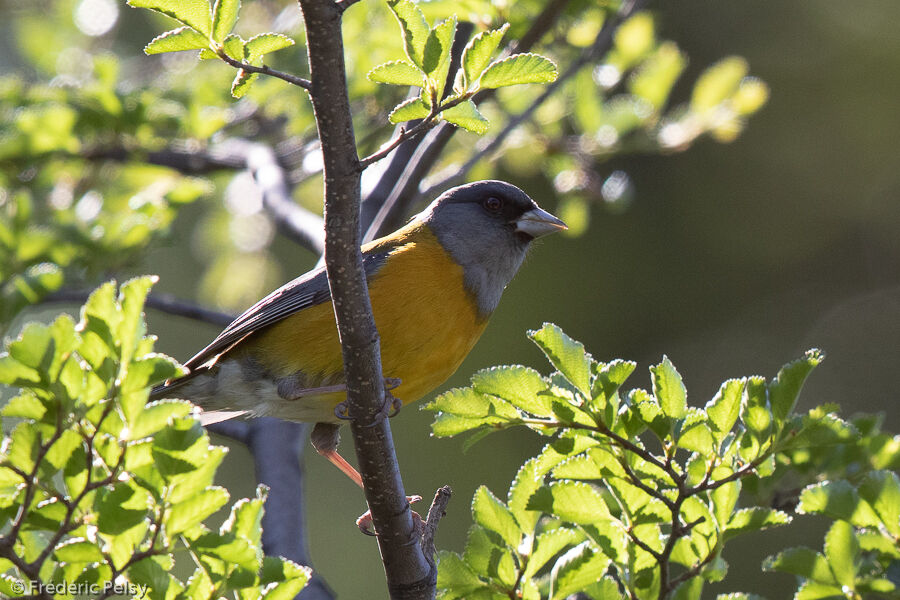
left=483, top=197, right=503, bottom=213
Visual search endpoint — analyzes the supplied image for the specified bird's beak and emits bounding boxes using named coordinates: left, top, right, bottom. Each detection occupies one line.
left=515, top=207, right=568, bottom=238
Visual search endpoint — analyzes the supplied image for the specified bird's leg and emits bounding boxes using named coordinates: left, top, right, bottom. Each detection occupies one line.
left=310, top=422, right=363, bottom=488
left=310, top=421, right=422, bottom=536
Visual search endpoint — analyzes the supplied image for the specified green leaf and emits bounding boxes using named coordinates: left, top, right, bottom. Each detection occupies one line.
left=0, top=263, right=64, bottom=323
left=523, top=527, right=582, bottom=580
left=478, top=53, right=558, bottom=89
left=211, top=0, right=239, bottom=43
left=472, top=486, right=521, bottom=549
left=724, top=508, right=791, bottom=540
left=232, top=69, right=257, bottom=98
left=677, top=410, right=715, bottom=456
left=691, top=56, right=749, bottom=112
left=769, top=349, right=823, bottom=423
left=389, top=96, right=431, bottom=124
left=441, top=100, right=489, bottom=134
left=423, top=16, right=456, bottom=95
left=527, top=481, right=609, bottom=524
left=764, top=547, right=834, bottom=583
left=508, top=435, right=600, bottom=531
left=368, top=60, right=424, bottom=86
left=436, top=550, right=482, bottom=594
left=259, top=557, right=311, bottom=599
left=824, top=520, right=858, bottom=589
left=245, top=32, right=295, bottom=59
left=144, top=26, right=210, bottom=54
left=671, top=577, right=703, bottom=600
left=857, top=470, right=900, bottom=536
left=6, top=422, right=39, bottom=473
left=387, top=0, right=430, bottom=71
left=651, top=355, right=687, bottom=419
left=167, top=486, right=230, bottom=535
left=461, top=24, right=509, bottom=91
left=471, top=365, right=549, bottom=417
left=223, top=486, right=267, bottom=546
left=127, top=0, right=212, bottom=38
left=131, top=400, right=194, bottom=440
left=192, top=531, right=258, bottom=570
left=550, top=541, right=611, bottom=600
left=528, top=323, right=592, bottom=397
left=54, top=539, right=105, bottom=563
left=799, top=480, right=881, bottom=528
left=2, top=394, right=46, bottom=420
left=95, top=483, right=151, bottom=536
left=706, top=378, right=744, bottom=443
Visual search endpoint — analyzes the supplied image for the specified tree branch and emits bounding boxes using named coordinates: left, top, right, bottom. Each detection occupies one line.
left=216, top=50, right=313, bottom=90
left=297, top=0, right=433, bottom=598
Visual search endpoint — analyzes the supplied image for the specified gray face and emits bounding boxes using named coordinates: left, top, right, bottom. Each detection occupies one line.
left=419, top=180, right=566, bottom=317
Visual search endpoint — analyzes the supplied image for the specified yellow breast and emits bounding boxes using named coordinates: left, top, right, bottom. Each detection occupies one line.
left=245, top=225, right=487, bottom=412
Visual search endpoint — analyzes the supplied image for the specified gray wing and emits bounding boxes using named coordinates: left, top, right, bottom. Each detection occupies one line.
left=154, top=251, right=391, bottom=396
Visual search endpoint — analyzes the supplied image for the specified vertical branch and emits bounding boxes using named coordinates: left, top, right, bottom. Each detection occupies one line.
left=295, top=0, right=433, bottom=597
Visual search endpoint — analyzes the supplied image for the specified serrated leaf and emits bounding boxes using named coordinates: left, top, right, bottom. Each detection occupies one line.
left=478, top=53, right=558, bottom=89
left=389, top=96, right=431, bottom=124
left=527, top=481, right=609, bottom=524
left=436, top=550, right=482, bottom=593
left=387, top=0, right=430, bottom=71
left=472, top=486, right=521, bottom=549
left=769, top=349, right=823, bottom=423
left=857, top=470, right=900, bottom=536
left=54, top=539, right=105, bottom=563
left=127, top=0, right=212, bottom=37
left=1, top=394, right=46, bottom=420
left=167, top=486, right=230, bottom=535
left=471, top=366, right=549, bottom=417
left=192, top=531, right=258, bottom=570
left=424, top=16, right=456, bottom=87
left=259, top=558, right=311, bottom=599
left=245, top=32, right=295, bottom=59
left=211, top=0, right=239, bottom=43
left=763, top=547, right=834, bottom=583
left=441, top=99, right=489, bottom=134
left=523, top=527, right=582, bottom=580
left=144, top=26, right=210, bottom=55
left=528, top=323, right=592, bottom=397
left=651, top=355, right=687, bottom=419
left=824, top=520, right=858, bottom=589
left=232, top=69, right=258, bottom=98
left=368, top=60, right=424, bottom=86
left=461, top=24, right=509, bottom=91
left=508, top=435, right=600, bottom=531
left=550, top=541, right=611, bottom=600
left=799, top=480, right=881, bottom=528
left=724, top=508, right=791, bottom=540
left=706, top=378, right=744, bottom=443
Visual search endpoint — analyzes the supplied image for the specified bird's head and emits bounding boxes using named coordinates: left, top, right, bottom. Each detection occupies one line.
left=419, top=180, right=567, bottom=316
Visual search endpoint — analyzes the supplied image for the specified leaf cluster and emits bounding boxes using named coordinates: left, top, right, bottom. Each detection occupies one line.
left=427, top=324, right=898, bottom=599
left=370, top=0, right=558, bottom=134
left=129, top=0, right=295, bottom=98
left=0, top=278, right=308, bottom=599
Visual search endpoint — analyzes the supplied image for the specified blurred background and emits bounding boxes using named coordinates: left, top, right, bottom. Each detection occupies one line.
left=2, top=0, right=899, bottom=597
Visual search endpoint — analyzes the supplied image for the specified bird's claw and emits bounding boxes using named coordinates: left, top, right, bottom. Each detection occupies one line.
left=356, top=495, right=423, bottom=536
left=333, top=377, right=403, bottom=422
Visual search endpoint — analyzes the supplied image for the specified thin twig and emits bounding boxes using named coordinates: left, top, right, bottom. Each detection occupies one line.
left=358, top=95, right=470, bottom=170
left=43, top=289, right=235, bottom=327
left=217, top=51, right=312, bottom=90
left=421, top=486, right=452, bottom=561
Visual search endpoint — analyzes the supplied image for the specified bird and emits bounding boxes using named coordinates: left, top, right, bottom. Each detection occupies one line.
left=151, top=180, right=566, bottom=490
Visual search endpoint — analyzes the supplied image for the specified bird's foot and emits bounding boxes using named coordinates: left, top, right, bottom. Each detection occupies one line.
left=356, top=495, right=423, bottom=536
left=333, top=377, right=403, bottom=421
